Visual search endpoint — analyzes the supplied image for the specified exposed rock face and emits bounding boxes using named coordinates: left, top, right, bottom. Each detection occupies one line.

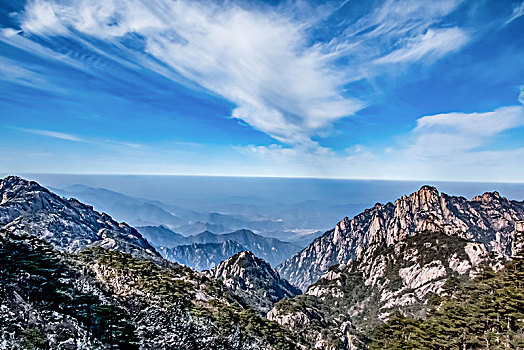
left=269, top=230, right=500, bottom=349
left=278, top=186, right=524, bottom=291
left=205, top=251, right=301, bottom=314
left=0, top=176, right=160, bottom=261
left=158, top=240, right=247, bottom=271
left=514, top=221, right=524, bottom=258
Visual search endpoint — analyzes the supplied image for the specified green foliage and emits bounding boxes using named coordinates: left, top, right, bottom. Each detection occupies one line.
left=21, top=328, right=46, bottom=350
left=370, top=254, right=524, bottom=349
left=191, top=299, right=298, bottom=350
left=78, top=247, right=193, bottom=306
left=0, top=232, right=139, bottom=349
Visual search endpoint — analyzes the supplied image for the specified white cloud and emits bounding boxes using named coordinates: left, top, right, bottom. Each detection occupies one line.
left=374, top=27, right=468, bottom=64
left=233, top=98, right=524, bottom=182
left=15, top=0, right=470, bottom=147
left=19, top=128, right=84, bottom=142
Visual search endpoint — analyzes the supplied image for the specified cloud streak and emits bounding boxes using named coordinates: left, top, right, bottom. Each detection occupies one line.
left=505, top=1, right=524, bottom=26
left=13, top=0, right=471, bottom=147
left=19, top=128, right=84, bottom=142
left=234, top=94, right=524, bottom=181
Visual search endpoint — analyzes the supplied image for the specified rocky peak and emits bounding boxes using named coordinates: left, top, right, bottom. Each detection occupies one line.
left=472, top=191, right=503, bottom=203
left=205, top=251, right=301, bottom=315
left=0, top=176, right=160, bottom=261
left=278, top=185, right=524, bottom=291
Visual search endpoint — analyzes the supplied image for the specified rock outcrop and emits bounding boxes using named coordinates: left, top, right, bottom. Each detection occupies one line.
left=278, top=186, right=524, bottom=291
left=205, top=251, right=301, bottom=315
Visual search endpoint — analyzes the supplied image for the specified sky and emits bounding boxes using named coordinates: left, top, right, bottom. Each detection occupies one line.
left=0, top=0, right=523, bottom=182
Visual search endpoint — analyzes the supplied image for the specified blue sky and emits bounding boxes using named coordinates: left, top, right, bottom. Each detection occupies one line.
left=0, top=0, right=523, bottom=181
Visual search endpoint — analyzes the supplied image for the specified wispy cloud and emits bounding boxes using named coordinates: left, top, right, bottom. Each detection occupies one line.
left=374, top=27, right=468, bottom=65
left=19, top=128, right=84, bottom=142
left=12, top=0, right=470, bottom=147
left=505, top=1, right=524, bottom=26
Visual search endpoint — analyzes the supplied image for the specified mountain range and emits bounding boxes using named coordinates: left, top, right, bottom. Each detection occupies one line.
left=1, top=176, right=523, bottom=349
left=138, top=225, right=301, bottom=268
left=0, top=176, right=299, bottom=349
left=51, top=184, right=329, bottom=245
left=158, top=240, right=247, bottom=271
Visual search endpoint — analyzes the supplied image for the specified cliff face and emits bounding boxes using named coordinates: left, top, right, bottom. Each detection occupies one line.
left=268, top=230, right=501, bottom=349
left=278, top=186, right=524, bottom=291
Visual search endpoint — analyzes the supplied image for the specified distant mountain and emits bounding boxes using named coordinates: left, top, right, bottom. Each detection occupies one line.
left=173, top=221, right=232, bottom=236
left=0, top=176, right=160, bottom=261
left=205, top=251, right=301, bottom=315
left=158, top=240, right=247, bottom=271
left=138, top=225, right=300, bottom=267
left=136, top=225, right=187, bottom=247
left=278, top=186, right=524, bottom=291
left=51, top=184, right=186, bottom=227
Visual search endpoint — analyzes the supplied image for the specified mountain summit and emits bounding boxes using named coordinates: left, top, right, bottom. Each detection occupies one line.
left=205, top=251, right=301, bottom=314
left=278, top=185, right=524, bottom=291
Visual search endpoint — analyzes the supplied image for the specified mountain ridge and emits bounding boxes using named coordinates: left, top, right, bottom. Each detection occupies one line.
left=159, top=240, right=247, bottom=271
left=278, top=185, right=524, bottom=291
left=138, top=226, right=300, bottom=267
left=0, top=176, right=161, bottom=261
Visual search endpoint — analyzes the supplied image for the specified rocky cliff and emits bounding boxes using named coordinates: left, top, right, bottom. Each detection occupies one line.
left=205, top=251, right=301, bottom=315
left=278, top=186, right=524, bottom=291
left=268, top=230, right=502, bottom=348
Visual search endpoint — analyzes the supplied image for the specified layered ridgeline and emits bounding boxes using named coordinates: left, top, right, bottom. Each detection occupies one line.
left=278, top=186, right=524, bottom=291
left=159, top=240, right=246, bottom=271
left=0, top=176, right=298, bottom=349
left=205, top=251, right=301, bottom=314
left=138, top=225, right=300, bottom=268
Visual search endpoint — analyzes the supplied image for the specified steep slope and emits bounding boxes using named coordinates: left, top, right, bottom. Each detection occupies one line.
left=158, top=240, right=247, bottom=271
left=0, top=176, right=159, bottom=261
left=269, top=230, right=501, bottom=349
left=206, top=251, right=301, bottom=315
left=279, top=186, right=524, bottom=291
left=0, top=230, right=298, bottom=349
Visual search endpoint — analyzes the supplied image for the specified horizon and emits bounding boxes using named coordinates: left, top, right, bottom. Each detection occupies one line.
left=5, top=171, right=524, bottom=185
left=1, top=0, right=523, bottom=182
